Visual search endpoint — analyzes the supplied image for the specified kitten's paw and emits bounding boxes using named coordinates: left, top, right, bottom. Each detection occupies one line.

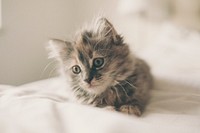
left=119, top=105, right=142, bottom=116
left=103, top=106, right=116, bottom=112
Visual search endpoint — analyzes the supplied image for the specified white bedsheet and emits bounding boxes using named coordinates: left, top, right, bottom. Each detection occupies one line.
left=0, top=23, right=200, bottom=133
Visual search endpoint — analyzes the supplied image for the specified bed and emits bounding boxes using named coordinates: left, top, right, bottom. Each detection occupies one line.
left=0, top=23, right=200, bottom=133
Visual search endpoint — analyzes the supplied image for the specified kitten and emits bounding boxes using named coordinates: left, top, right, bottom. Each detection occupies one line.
left=48, top=18, right=153, bottom=116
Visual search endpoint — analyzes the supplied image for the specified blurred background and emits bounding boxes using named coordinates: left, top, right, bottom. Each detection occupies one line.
left=0, top=0, right=200, bottom=85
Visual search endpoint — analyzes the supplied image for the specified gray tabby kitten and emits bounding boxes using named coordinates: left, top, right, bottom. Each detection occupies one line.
left=48, top=18, right=153, bottom=116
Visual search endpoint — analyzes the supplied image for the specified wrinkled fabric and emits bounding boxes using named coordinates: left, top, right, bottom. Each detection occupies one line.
left=0, top=23, right=200, bottom=133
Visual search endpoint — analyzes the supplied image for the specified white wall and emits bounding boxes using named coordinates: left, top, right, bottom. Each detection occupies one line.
left=2, top=0, right=198, bottom=85
left=0, top=0, right=118, bottom=85
left=0, top=0, right=2, bottom=28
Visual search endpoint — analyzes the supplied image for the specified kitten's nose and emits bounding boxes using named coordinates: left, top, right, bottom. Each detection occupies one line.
left=84, top=78, right=92, bottom=84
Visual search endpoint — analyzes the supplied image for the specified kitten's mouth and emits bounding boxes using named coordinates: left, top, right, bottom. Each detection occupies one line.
left=83, top=82, right=108, bottom=94
left=87, top=84, right=98, bottom=89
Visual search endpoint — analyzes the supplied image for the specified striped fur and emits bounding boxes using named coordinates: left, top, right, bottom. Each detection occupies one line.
left=48, top=18, right=153, bottom=116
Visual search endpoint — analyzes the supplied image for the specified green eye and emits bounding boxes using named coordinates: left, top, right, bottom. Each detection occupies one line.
left=93, top=58, right=104, bottom=68
left=72, top=65, right=81, bottom=74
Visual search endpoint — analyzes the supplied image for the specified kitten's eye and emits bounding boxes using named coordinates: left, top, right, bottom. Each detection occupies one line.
left=93, top=58, right=104, bottom=68
left=72, top=65, right=81, bottom=74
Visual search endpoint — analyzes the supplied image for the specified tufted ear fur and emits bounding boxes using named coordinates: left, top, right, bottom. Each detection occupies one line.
left=94, top=18, right=123, bottom=45
left=47, top=39, right=74, bottom=60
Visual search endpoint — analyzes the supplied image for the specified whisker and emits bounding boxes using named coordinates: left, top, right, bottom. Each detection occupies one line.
left=71, top=83, right=79, bottom=89
left=113, top=86, right=121, bottom=102
left=48, top=67, right=57, bottom=78
left=115, top=81, right=129, bottom=97
left=104, top=27, right=112, bottom=37
left=73, top=87, right=81, bottom=93
left=124, top=80, right=138, bottom=90
left=96, top=39, right=102, bottom=45
left=40, top=60, right=56, bottom=78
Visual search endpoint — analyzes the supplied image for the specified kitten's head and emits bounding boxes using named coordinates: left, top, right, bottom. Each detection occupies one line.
left=48, top=18, right=135, bottom=95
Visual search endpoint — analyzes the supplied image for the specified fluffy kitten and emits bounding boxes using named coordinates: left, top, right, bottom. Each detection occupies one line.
left=48, top=18, right=153, bottom=116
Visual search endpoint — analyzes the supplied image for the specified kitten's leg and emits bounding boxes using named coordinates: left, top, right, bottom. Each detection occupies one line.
left=118, top=59, right=152, bottom=116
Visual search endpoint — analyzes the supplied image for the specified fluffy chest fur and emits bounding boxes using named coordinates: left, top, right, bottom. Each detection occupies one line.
left=72, top=71, right=137, bottom=106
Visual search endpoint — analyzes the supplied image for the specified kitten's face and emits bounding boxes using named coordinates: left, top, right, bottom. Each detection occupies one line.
left=69, top=42, right=114, bottom=94
left=49, top=18, right=133, bottom=95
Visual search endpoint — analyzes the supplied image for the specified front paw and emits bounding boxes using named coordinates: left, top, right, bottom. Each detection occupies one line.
left=119, top=105, right=142, bottom=116
left=103, top=106, right=116, bottom=112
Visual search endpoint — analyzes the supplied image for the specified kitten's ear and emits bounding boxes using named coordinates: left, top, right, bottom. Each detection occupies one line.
left=95, top=17, right=123, bottom=45
left=47, top=39, right=73, bottom=59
